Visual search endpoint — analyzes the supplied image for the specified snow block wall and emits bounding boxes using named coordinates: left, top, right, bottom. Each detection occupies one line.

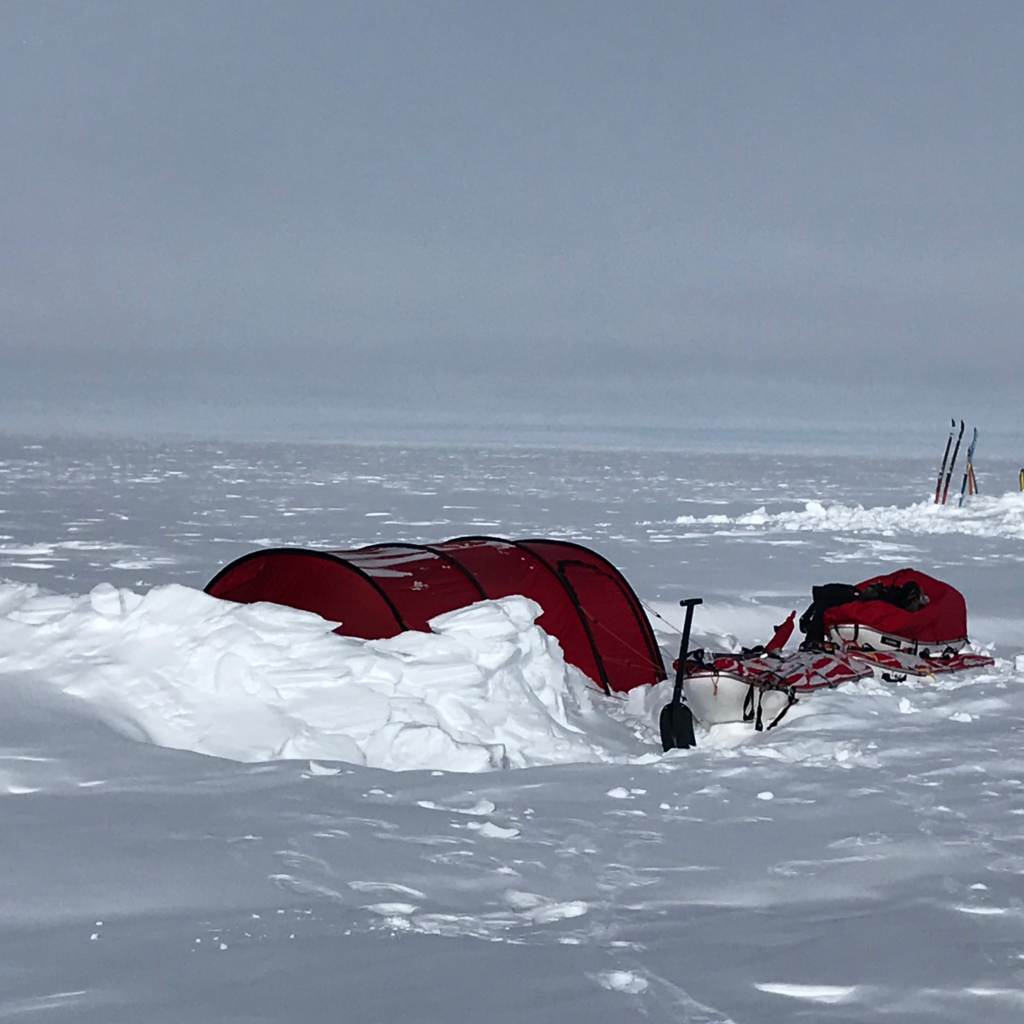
left=0, top=582, right=631, bottom=772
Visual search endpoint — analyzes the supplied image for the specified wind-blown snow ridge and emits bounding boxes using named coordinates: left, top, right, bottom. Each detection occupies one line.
left=676, top=492, right=1024, bottom=539
left=0, top=582, right=631, bottom=772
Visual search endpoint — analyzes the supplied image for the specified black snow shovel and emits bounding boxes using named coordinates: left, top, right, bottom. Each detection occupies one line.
left=659, top=597, right=703, bottom=752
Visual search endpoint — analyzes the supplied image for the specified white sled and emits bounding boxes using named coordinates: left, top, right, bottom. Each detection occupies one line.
left=683, top=671, right=794, bottom=729
left=683, top=650, right=873, bottom=731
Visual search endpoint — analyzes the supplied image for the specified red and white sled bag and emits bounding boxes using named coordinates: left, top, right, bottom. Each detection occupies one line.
left=823, top=568, right=969, bottom=655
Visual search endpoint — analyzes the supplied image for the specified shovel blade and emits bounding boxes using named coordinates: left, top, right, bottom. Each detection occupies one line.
left=659, top=701, right=696, bottom=751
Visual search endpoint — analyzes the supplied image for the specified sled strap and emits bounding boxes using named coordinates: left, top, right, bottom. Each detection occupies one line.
left=764, top=691, right=798, bottom=731
left=754, top=688, right=798, bottom=733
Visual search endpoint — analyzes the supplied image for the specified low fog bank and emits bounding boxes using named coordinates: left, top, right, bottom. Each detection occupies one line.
left=3, top=350, right=1021, bottom=457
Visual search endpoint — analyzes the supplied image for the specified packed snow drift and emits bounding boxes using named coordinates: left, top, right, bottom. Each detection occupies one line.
left=0, top=581, right=646, bottom=771
left=676, top=492, right=1024, bottom=540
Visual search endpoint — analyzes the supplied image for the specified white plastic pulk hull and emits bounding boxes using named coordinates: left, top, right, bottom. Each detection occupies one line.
left=827, top=623, right=966, bottom=655
left=683, top=673, right=791, bottom=727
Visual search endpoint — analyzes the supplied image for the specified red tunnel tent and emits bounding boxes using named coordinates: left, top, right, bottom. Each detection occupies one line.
left=205, top=537, right=667, bottom=694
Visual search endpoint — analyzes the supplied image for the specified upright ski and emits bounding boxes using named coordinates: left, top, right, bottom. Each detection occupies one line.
left=958, top=428, right=978, bottom=507
left=941, top=420, right=965, bottom=505
left=934, top=418, right=955, bottom=503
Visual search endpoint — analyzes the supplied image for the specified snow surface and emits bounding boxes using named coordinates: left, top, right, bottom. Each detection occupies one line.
left=2, top=434, right=1024, bottom=1022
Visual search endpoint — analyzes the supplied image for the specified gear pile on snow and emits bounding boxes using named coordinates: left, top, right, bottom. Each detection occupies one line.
left=680, top=567, right=993, bottom=732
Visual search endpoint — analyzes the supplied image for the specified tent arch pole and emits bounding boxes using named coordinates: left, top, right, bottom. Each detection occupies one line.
left=552, top=556, right=667, bottom=679
left=510, top=543, right=612, bottom=696
left=444, top=535, right=613, bottom=695
left=519, top=538, right=666, bottom=677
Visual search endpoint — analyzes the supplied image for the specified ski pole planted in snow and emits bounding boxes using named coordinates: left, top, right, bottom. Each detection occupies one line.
left=659, top=597, right=702, bottom=752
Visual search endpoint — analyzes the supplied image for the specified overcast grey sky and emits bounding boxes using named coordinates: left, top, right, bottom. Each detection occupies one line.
left=3, top=2, right=1023, bottom=442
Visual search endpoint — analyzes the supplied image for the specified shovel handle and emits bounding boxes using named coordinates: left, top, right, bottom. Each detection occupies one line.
left=671, top=598, right=703, bottom=706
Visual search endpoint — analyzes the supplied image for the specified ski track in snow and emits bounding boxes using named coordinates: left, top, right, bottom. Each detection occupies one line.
left=1, top=436, right=1024, bottom=1023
